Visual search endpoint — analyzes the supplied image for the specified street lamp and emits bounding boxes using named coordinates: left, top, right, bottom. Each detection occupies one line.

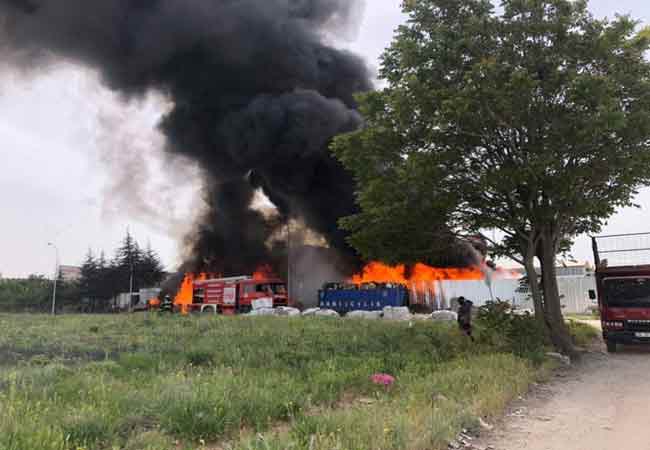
left=48, top=242, right=58, bottom=315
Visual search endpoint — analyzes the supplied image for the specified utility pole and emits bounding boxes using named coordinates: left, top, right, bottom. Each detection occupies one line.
left=129, top=259, right=134, bottom=313
left=48, top=242, right=58, bottom=315
left=127, top=226, right=134, bottom=313
left=287, top=216, right=291, bottom=300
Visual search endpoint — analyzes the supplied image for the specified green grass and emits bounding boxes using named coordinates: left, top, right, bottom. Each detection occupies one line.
left=567, top=320, right=601, bottom=347
left=237, top=353, right=544, bottom=450
left=565, top=312, right=600, bottom=321
left=0, top=314, right=552, bottom=450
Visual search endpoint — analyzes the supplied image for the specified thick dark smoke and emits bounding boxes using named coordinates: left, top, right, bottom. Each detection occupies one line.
left=0, top=0, right=370, bottom=274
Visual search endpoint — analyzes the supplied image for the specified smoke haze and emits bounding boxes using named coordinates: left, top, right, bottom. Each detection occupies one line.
left=0, top=0, right=370, bottom=274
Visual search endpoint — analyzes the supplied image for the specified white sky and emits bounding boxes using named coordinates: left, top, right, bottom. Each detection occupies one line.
left=0, top=0, right=648, bottom=278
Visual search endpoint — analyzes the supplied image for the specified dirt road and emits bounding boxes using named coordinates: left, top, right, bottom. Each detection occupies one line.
left=474, top=343, right=650, bottom=450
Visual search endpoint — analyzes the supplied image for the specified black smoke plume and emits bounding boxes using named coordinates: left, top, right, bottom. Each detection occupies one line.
left=0, top=0, right=370, bottom=274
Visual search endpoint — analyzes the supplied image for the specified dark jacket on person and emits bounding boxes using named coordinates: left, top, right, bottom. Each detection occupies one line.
left=457, top=299, right=473, bottom=328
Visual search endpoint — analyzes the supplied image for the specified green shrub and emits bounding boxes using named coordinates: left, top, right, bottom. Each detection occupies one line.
left=567, top=321, right=600, bottom=347
left=425, top=323, right=473, bottom=362
left=185, top=349, right=215, bottom=367
left=477, top=301, right=547, bottom=363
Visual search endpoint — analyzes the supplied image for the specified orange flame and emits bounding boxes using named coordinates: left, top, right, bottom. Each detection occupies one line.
left=351, top=261, right=518, bottom=285
left=412, top=263, right=486, bottom=281
left=174, top=273, right=208, bottom=314
left=350, top=262, right=520, bottom=308
left=253, top=264, right=276, bottom=280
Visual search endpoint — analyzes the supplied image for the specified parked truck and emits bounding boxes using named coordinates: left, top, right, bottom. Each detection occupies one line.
left=592, top=233, right=650, bottom=352
left=187, top=275, right=289, bottom=315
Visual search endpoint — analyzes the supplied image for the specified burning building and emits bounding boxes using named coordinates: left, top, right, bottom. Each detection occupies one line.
left=346, top=261, right=522, bottom=310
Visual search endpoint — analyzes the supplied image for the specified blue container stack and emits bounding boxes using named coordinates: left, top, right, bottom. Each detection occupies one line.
left=318, top=284, right=409, bottom=314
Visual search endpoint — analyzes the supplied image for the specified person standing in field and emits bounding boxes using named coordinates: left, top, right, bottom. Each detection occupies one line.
left=161, top=294, right=173, bottom=313
left=457, top=297, right=474, bottom=341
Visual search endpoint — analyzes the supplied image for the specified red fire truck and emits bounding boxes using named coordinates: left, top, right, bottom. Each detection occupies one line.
left=592, top=233, right=650, bottom=352
left=189, top=275, right=289, bottom=315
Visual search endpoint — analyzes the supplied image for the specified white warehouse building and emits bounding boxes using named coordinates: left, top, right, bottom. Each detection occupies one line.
left=413, top=263, right=597, bottom=314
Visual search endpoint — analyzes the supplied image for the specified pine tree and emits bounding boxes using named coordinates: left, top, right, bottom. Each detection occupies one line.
left=140, top=242, right=165, bottom=287
left=80, top=248, right=98, bottom=311
left=97, top=250, right=115, bottom=310
left=113, top=229, right=142, bottom=294
left=78, top=232, right=166, bottom=313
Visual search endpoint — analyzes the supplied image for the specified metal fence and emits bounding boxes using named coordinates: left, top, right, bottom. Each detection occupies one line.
left=593, top=233, right=650, bottom=267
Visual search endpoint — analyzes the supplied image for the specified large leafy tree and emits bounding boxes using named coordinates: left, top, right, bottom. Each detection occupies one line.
left=0, top=276, right=51, bottom=312
left=333, top=0, right=650, bottom=353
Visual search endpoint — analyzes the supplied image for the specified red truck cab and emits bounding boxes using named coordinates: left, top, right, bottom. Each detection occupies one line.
left=593, top=233, right=650, bottom=352
left=191, top=276, right=289, bottom=315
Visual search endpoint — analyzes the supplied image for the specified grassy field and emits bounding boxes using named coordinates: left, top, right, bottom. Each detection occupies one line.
left=0, top=313, right=564, bottom=450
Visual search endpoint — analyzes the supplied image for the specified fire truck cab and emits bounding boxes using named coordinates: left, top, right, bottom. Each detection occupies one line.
left=593, top=233, right=650, bottom=352
left=191, top=276, right=289, bottom=315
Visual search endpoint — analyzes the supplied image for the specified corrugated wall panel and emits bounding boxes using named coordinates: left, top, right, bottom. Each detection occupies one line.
left=433, top=279, right=520, bottom=308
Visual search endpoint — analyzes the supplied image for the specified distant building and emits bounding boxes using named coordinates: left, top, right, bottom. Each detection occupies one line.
left=58, top=265, right=82, bottom=283
left=556, top=262, right=595, bottom=277
left=513, top=262, right=597, bottom=313
left=512, top=262, right=594, bottom=278
left=111, top=287, right=162, bottom=311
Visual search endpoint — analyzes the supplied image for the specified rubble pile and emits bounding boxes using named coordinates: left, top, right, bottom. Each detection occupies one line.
left=248, top=306, right=301, bottom=317
left=347, top=310, right=383, bottom=320
left=432, top=310, right=458, bottom=321
left=248, top=306, right=462, bottom=322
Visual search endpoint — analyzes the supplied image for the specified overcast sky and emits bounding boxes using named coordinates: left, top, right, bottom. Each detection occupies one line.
left=1, top=0, right=648, bottom=278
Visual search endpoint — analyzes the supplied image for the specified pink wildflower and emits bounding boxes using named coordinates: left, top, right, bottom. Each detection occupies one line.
left=370, top=373, right=396, bottom=387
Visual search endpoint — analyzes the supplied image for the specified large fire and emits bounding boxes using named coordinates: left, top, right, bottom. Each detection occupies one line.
left=351, top=261, right=520, bottom=284
left=350, top=262, right=489, bottom=285
left=174, top=273, right=209, bottom=314
left=350, top=261, right=519, bottom=308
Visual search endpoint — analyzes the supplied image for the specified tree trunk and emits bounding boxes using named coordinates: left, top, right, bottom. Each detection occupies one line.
left=523, top=254, right=545, bottom=329
left=539, top=233, right=575, bottom=355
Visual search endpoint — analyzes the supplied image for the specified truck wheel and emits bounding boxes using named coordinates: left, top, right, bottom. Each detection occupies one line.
left=606, top=340, right=617, bottom=353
